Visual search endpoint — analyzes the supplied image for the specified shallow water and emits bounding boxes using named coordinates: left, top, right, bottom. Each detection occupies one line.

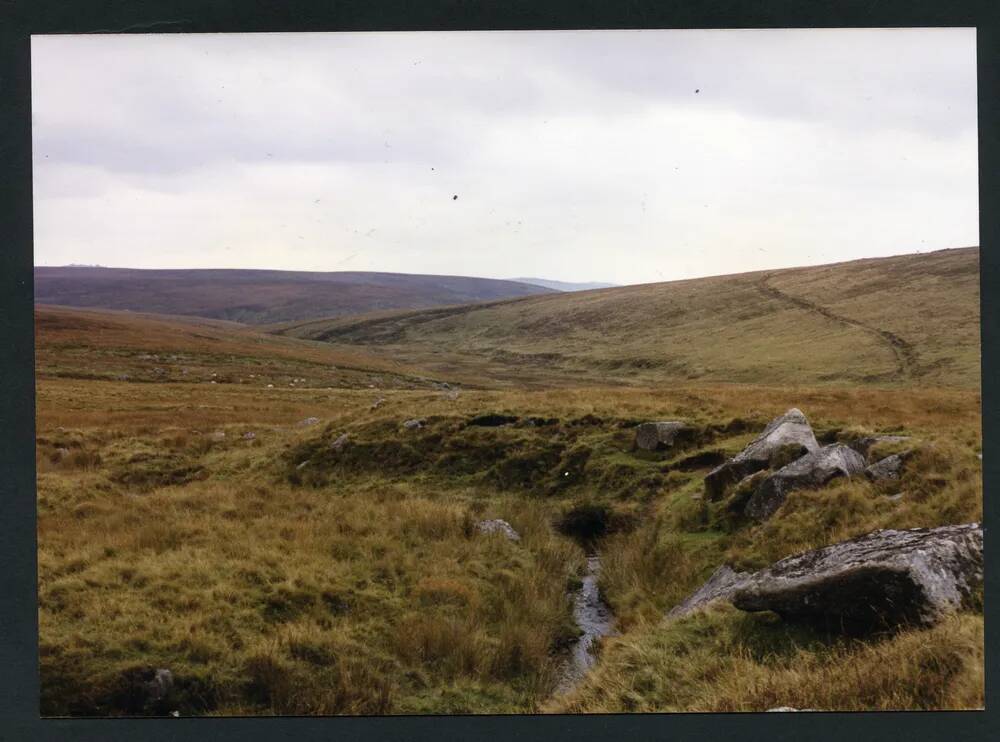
left=555, top=554, right=617, bottom=695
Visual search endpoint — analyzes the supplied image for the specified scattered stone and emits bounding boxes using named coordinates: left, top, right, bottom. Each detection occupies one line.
left=242, top=431, right=256, bottom=440
left=298, top=417, right=320, bottom=427
left=443, top=389, right=460, bottom=401
left=371, top=398, right=385, bottom=410
left=476, top=519, right=521, bottom=541
left=146, top=668, right=173, bottom=701
left=730, top=523, right=983, bottom=633
left=744, top=444, right=866, bottom=521
left=885, top=493, right=905, bottom=502
left=116, top=373, right=131, bottom=382
left=266, top=383, right=274, bottom=388
left=330, top=433, right=349, bottom=451
left=667, top=565, right=752, bottom=618
left=208, top=430, right=226, bottom=442
left=705, top=409, right=819, bottom=500
left=296, top=459, right=311, bottom=471
left=403, top=418, right=427, bottom=430
left=865, top=453, right=907, bottom=481
left=635, top=421, right=687, bottom=451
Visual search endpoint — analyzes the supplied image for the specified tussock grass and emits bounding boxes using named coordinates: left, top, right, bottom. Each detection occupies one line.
left=550, top=606, right=984, bottom=713
left=36, top=293, right=983, bottom=715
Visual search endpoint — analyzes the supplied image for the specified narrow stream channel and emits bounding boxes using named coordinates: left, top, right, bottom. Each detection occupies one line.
left=554, top=553, right=617, bottom=695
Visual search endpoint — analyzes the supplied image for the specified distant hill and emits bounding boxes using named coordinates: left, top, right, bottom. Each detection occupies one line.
left=33, top=267, right=554, bottom=325
left=277, top=248, right=980, bottom=390
left=511, top=278, right=618, bottom=292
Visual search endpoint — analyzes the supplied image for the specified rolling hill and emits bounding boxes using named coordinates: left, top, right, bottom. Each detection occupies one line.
left=276, top=247, right=981, bottom=390
left=35, top=304, right=440, bottom=394
left=510, top=278, right=619, bottom=292
left=33, top=267, right=554, bottom=325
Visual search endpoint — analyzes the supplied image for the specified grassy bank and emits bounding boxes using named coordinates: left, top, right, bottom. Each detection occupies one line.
left=37, top=367, right=983, bottom=714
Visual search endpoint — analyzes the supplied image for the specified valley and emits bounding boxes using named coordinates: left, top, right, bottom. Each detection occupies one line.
left=34, top=247, right=984, bottom=715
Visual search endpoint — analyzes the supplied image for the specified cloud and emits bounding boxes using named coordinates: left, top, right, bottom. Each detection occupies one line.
left=31, top=29, right=978, bottom=284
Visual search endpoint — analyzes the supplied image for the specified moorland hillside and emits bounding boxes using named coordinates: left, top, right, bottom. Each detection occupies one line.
left=278, top=247, right=980, bottom=389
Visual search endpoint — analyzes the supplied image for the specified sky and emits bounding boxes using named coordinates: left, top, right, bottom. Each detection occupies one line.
left=31, top=29, right=978, bottom=286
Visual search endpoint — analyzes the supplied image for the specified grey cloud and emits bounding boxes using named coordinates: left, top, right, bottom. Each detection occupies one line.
left=30, top=30, right=978, bottom=284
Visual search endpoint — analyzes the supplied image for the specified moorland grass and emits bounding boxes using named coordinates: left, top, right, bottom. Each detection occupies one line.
left=35, top=294, right=984, bottom=714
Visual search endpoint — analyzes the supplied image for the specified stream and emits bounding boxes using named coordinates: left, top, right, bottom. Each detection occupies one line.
left=554, top=553, right=617, bottom=696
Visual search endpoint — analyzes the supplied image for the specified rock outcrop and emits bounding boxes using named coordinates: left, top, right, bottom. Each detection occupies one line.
left=635, top=421, right=689, bottom=451
left=402, top=418, right=427, bottom=430
left=705, top=409, right=819, bottom=500
left=671, top=523, right=983, bottom=634
left=667, top=565, right=752, bottom=618
left=744, top=443, right=866, bottom=520
left=476, top=519, right=521, bottom=541
left=730, top=523, right=983, bottom=633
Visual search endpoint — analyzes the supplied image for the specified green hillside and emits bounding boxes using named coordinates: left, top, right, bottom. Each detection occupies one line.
left=276, top=248, right=980, bottom=390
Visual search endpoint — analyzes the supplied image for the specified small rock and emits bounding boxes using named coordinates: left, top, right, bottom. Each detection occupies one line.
left=267, top=383, right=274, bottom=388
left=242, top=431, right=256, bottom=440
left=403, top=418, right=426, bottom=430
left=635, top=421, right=688, bottom=451
left=371, top=398, right=385, bottom=410
left=208, top=430, right=226, bottom=442
left=296, top=459, right=311, bottom=470
left=330, top=433, right=349, bottom=451
left=476, top=519, right=521, bottom=541
left=865, top=453, right=907, bottom=481
left=298, top=417, right=320, bottom=427
left=146, top=668, right=173, bottom=701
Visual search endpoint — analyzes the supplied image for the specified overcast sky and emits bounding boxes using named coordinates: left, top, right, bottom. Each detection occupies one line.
left=31, top=29, right=978, bottom=285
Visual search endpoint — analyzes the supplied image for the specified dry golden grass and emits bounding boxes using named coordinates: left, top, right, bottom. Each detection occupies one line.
left=549, top=606, right=983, bottom=713
left=35, top=280, right=983, bottom=716
left=278, top=248, right=980, bottom=390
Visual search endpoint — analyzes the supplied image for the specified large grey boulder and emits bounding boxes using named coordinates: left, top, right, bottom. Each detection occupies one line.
left=667, top=565, right=752, bottom=618
left=865, top=453, right=907, bottom=481
left=744, top=443, right=866, bottom=520
left=635, top=421, right=688, bottom=451
left=731, top=523, right=983, bottom=633
left=705, top=409, right=819, bottom=500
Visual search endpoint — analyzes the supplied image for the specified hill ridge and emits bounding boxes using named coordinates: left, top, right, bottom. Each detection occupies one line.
left=276, top=247, right=979, bottom=390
